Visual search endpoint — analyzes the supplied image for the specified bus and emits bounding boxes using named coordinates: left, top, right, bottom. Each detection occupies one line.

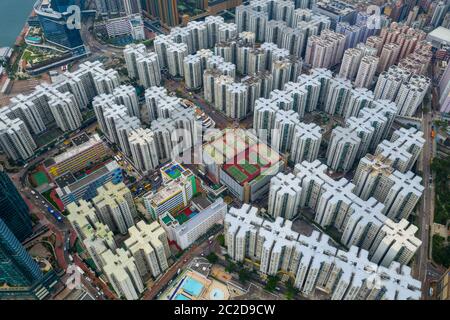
left=48, top=207, right=63, bottom=222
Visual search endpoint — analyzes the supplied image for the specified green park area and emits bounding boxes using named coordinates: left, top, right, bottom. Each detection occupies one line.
left=21, top=47, right=60, bottom=66
left=432, top=235, right=450, bottom=268
left=431, top=156, right=450, bottom=268
left=431, top=156, right=450, bottom=225
left=226, top=165, right=248, bottom=184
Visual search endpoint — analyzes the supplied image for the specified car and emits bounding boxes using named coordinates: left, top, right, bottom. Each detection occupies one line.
left=41, top=201, right=45, bottom=204
left=35, top=196, right=39, bottom=199
left=30, top=190, right=36, bottom=195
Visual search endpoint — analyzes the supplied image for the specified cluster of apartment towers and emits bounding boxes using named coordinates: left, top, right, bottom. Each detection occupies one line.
left=0, top=0, right=430, bottom=300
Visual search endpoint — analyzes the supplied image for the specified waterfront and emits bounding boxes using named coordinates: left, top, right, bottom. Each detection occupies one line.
left=0, top=0, right=37, bottom=47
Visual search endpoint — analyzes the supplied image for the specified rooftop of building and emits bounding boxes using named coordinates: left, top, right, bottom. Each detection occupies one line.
left=44, top=134, right=104, bottom=168
left=427, top=26, right=450, bottom=44
left=72, top=133, right=91, bottom=146
left=204, top=129, right=281, bottom=186
left=56, top=161, right=120, bottom=195
left=160, top=198, right=226, bottom=235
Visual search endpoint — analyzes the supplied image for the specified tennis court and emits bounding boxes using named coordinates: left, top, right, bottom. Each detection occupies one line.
left=226, top=165, right=248, bottom=184
left=174, top=213, right=189, bottom=224
left=164, top=164, right=182, bottom=180
left=240, top=160, right=259, bottom=175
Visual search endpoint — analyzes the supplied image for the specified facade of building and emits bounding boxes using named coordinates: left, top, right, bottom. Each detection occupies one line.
left=143, top=162, right=196, bottom=219
left=101, top=248, right=145, bottom=300
left=160, top=198, right=227, bottom=250
left=0, top=167, right=32, bottom=241
left=224, top=204, right=421, bottom=300
left=0, top=219, right=43, bottom=287
left=92, top=182, right=137, bottom=235
left=124, top=221, right=170, bottom=279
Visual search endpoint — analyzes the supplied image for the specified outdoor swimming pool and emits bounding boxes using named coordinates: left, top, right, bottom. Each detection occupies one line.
left=182, top=277, right=204, bottom=297
left=210, top=288, right=225, bottom=300
left=174, top=293, right=191, bottom=300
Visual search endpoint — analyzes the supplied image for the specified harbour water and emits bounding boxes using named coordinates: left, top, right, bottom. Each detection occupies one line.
left=0, top=0, right=38, bottom=47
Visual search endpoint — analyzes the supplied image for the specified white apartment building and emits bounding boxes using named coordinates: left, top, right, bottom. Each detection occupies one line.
left=224, top=204, right=421, bottom=299
left=272, top=109, right=299, bottom=154
left=144, top=86, right=168, bottom=123
left=326, top=126, right=361, bottom=173
left=0, top=116, right=37, bottom=161
left=160, top=198, right=227, bottom=250
left=66, top=199, right=117, bottom=270
left=354, top=55, right=378, bottom=88
left=101, top=248, right=145, bottom=300
left=226, top=82, right=248, bottom=120
left=339, top=47, right=363, bottom=81
left=167, top=42, right=188, bottom=78
left=128, top=128, right=159, bottom=174
left=395, top=75, right=430, bottom=117
left=92, top=182, right=137, bottom=235
left=124, top=43, right=146, bottom=79
left=136, top=52, right=161, bottom=88
left=112, top=85, right=140, bottom=118
left=290, top=122, right=322, bottom=163
left=374, top=65, right=411, bottom=101
left=370, top=219, right=422, bottom=267
left=353, top=154, right=424, bottom=221
left=183, top=54, right=203, bottom=90
left=124, top=220, right=170, bottom=279
left=292, top=160, right=422, bottom=267
left=268, top=172, right=302, bottom=219
left=375, top=127, right=425, bottom=173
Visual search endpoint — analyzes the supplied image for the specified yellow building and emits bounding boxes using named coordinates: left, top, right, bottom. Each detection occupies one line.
left=44, top=133, right=108, bottom=178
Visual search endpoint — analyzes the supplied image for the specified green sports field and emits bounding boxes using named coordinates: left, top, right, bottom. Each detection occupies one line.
left=240, top=160, right=258, bottom=175
left=226, top=165, right=248, bottom=184
left=32, top=171, right=49, bottom=186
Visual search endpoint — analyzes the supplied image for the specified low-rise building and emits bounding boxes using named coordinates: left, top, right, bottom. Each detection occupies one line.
left=55, top=161, right=123, bottom=207
left=159, top=198, right=227, bottom=250
left=44, top=133, right=108, bottom=178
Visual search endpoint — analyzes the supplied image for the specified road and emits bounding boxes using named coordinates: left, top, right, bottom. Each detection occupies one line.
left=142, top=237, right=217, bottom=300
left=164, top=78, right=233, bottom=130
left=414, top=107, right=436, bottom=298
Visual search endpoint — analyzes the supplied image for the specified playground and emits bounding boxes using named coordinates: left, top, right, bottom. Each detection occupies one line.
left=30, top=170, right=50, bottom=187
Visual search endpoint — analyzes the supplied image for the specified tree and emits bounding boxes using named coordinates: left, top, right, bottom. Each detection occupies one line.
left=206, top=252, right=218, bottom=264
left=217, top=234, right=225, bottom=247
left=225, top=261, right=236, bottom=273
left=432, top=235, right=450, bottom=268
left=285, top=279, right=298, bottom=300
left=264, top=275, right=279, bottom=292
left=128, top=176, right=136, bottom=183
left=238, top=268, right=250, bottom=284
